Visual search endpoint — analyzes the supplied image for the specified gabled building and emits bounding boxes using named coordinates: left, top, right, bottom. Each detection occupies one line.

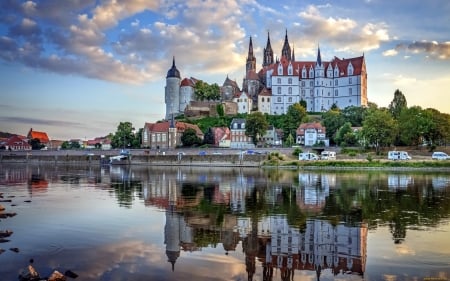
left=296, top=122, right=329, bottom=146
left=229, top=118, right=254, bottom=149
left=232, top=92, right=252, bottom=114
left=209, top=127, right=231, bottom=148
left=257, top=87, right=271, bottom=115
left=142, top=120, right=203, bottom=149
left=4, top=135, right=31, bottom=151
left=27, top=128, right=50, bottom=147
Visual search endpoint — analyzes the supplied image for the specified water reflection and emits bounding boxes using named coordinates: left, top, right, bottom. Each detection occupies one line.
left=0, top=164, right=449, bottom=280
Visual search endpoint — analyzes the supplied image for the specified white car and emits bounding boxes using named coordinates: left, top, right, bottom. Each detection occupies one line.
left=432, top=152, right=449, bottom=160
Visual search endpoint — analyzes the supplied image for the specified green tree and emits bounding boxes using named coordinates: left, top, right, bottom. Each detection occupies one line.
left=246, top=112, right=269, bottom=145
left=111, top=122, right=137, bottom=149
left=181, top=128, right=202, bottom=146
left=203, top=128, right=215, bottom=145
left=194, top=81, right=221, bottom=101
left=299, top=99, right=307, bottom=109
left=341, top=106, right=367, bottom=127
left=29, top=138, right=44, bottom=150
left=388, top=89, right=408, bottom=119
left=335, top=122, right=353, bottom=146
left=362, top=108, right=397, bottom=153
left=283, top=103, right=307, bottom=144
left=322, top=108, right=345, bottom=144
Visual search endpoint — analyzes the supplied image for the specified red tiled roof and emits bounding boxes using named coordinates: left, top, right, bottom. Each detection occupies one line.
left=296, top=122, right=326, bottom=135
left=258, top=87, right=272, bottom=96
left=28, top=128, right=50, bottom=143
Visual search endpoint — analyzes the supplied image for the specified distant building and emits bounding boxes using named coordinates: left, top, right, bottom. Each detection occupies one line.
left=296, top=122, right=329, bottom=146
left=27, top=128, right=50, bottom=147
left=229, top=118, right=254, bottom=149
left=142, top=120, right=203, bottom=149
left=232, top=91, right=252, bottom=114
left=4, top=135, right=31, bottom=151
left=209, top=127, right=231, bottom=148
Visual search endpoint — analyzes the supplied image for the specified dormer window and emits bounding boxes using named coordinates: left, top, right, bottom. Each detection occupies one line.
left=288, top=63, right=293, bottom=75
left=278, top=64, right=283, bottom=75
left=347, top=62, right=354, bottom=76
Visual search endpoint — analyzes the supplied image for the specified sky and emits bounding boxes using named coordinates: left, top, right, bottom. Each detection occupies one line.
left=0, top=0, right=449, bottom=140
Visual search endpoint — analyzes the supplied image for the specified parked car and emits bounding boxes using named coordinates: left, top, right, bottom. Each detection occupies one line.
left=198, top=151, right=207, bottom=156
left=299, top=152, right=319, bottom=161
left=432, top=152, right=449, bottom=160
left=320, top=151, right=336, bottom=160
left=388, top=151, right=411, bottom=160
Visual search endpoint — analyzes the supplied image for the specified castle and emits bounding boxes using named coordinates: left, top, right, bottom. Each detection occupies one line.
left=165, top=31, right=368, bottom=119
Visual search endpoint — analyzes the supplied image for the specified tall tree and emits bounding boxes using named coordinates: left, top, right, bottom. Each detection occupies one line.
left=283, top=103, right=307, bottom=143
left=246, top=112, right=269, bottom=145
left=388, top=89, right=408, bottom=119
left=362, top=108, right=397, bottom=153
left=111, top=122, right=137, bottom=149
left=341, top=106, right=367, bottom=127
left=194, top=81, right=220, bottom=101
left=181, top=128, right=202, bottom=146
left=322, top=108, right=345, bottom=144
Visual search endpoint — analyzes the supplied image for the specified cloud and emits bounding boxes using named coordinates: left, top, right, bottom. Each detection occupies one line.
left=394, top=41, right=450, bottom=60
left=382, top=49, right=398, bottom=57
left=0, top=116, right=84, bottom=127
left=295, top=5, right=390, bottom=53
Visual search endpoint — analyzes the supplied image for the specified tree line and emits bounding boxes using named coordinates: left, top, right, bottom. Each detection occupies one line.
left=107, top=89, right=449, bottom=150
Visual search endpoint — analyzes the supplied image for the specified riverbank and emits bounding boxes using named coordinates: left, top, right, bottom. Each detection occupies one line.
left=1, top=151, right=450, bottom=170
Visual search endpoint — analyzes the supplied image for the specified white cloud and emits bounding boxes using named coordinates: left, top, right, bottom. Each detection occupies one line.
left=382, top=49, right=398, bottom=56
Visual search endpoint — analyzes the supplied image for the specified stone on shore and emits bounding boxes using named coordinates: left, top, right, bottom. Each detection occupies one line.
left=48, top=270, right=66, bottom=281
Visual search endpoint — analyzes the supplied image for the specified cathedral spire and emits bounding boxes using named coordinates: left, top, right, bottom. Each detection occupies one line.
left=246, top=36, right=256, bottom=74
left=292, top=43, right=295, bottom=62
left=316, top=45, right=322, bottom=66
left=281, top=29, right=291, bottom=61
left=263, top=31, right=274, bottom=67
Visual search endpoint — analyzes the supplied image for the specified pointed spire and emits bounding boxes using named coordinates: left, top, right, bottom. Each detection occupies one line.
left=281, top=29, right=291, bottom=61
left=263, top=30, right=274, bottom=67
left=248, top=36, right=254, bottom=57
left=292, top=43, right=295, bottom=62
left=246, top=36, right=256, bottom=74
left=316, top=45, right=322, bottom=66
left=166, top=56, right=180, bottom=78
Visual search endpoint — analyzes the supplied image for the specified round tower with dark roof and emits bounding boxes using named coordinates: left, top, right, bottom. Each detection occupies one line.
left=165, top=57, right=181, bottom=120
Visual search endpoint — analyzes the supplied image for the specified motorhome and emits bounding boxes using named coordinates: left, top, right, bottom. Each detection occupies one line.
left=299, top=152, right=319, bottom=161
left=320, top=151, right=336, bottom=160
left=388, top=151, right=411, bottom=160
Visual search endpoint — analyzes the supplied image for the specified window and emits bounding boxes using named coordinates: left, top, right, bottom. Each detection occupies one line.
left=349, top=88, right=352, bottom=95
left=302, top=70, right=306, bottom=78
left=349, top=77, right=352, bottom=84
left=288, top=78, right=292, bottom=84
left=288, top=87, right=292, bottom=94
left=335, top=80, right=338, bottom=86
left=262, top=97, right=265, bottom=102
left=301, top=89, right=305, bottom=95
left=310, top=81, right=313, bottom=87
left=288, top=97, right=292, bottom=102
left=268, top=98, right=270, bottom=102
left=335, top=90, right=338, bottom=96
left=301, top=81, right=305, bottom=87
left=277, top=87, right=281, bottom=94
left=277, top=97, right=281, bottom=102
left=277, top=78, right=281, bottom=84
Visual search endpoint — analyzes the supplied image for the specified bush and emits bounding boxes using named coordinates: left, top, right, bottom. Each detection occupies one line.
left=292, top=147, right=303, bottom=156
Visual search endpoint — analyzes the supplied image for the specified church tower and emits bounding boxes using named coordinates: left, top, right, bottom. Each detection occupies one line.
left=281, top=29, right=291, bottom=61
left=246, top=36, right=256, bottom=74
left=263, top=31, right=274, bottom=67
left=165, top=57, right=181, bottom=120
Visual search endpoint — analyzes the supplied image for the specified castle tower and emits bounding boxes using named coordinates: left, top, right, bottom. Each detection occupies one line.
left=263, top=31, right=274, bottom=67
left=281, top=29, right=291, bottom=61
left=165, top=57, right=181, bottom=120
left=246, top=36, right=256, bottom=74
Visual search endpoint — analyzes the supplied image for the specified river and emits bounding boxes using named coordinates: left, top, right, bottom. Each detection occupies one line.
left=0, top=163, right=449, bottom=281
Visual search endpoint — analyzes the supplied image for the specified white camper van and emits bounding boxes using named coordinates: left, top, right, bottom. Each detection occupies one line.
left=299, top=152, right=319, bottom=161
left=388, top=151, right=411, bottom=160
left=321, top=151, right=336, bottom=160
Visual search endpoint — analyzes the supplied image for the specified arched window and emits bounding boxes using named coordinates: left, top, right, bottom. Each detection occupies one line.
left=288, top=78, right=292, bottom=84
left=288, top=87, right=292, bottom=94
left=277, top=78, right=281, bottom=84
left=277, top=87, right=281, bottom=94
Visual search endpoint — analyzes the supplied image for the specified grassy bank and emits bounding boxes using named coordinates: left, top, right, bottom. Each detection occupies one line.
left=263, top=159, right=450, bottom=169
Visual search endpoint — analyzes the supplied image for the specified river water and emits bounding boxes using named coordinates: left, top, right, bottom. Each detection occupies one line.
left=0, top=164, right=449, bottom=281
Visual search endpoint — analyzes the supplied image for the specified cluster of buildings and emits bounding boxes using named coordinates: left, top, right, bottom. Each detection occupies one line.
left=165, top=31, right=367, bottom=119
left=2, top=32, right=366, bottom=151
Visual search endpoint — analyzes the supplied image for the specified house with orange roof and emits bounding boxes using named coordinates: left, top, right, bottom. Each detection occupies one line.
left=27, top=128, right=50, bottom=147
left=141, top=120, right=203, bottom=149
left=296, top=122, right=329, bottom=146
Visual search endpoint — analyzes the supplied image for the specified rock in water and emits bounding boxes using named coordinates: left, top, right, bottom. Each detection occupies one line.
left=49, top=270, right=67, bottom=281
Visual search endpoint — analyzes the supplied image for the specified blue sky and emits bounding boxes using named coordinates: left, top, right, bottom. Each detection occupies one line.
left=0, top=0, right=449, bottom=140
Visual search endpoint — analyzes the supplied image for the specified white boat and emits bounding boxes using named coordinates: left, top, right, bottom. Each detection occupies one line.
left=109, top=150, right=130, bottom=165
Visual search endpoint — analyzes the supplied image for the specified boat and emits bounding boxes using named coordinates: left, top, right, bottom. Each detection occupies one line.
left=109, top=149, right=131, bottom=165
